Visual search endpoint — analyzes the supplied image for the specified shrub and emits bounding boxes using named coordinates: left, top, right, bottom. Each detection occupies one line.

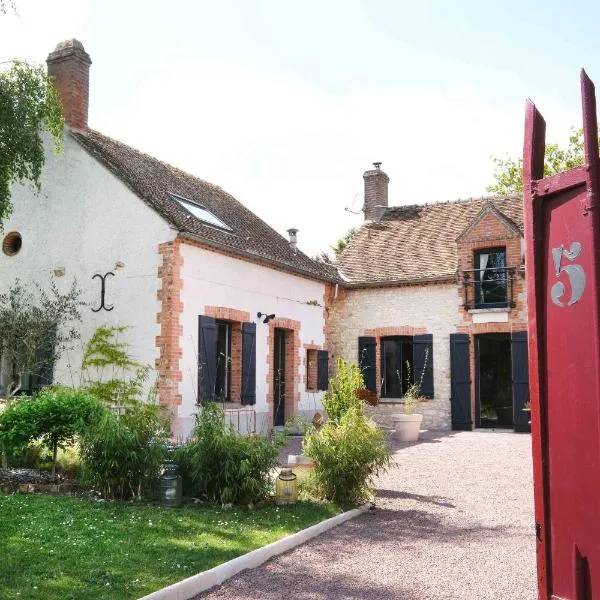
left=79, top=403, right=169, bottom=500
left=322, top=359, right=365, bottom=424
left=81, top=326, right=151, bottom=405
left=179, top=403, right=284, bottom=505
left=304, top=358, right=391, bottom=506
left=0, top=387, right=103, bottom=477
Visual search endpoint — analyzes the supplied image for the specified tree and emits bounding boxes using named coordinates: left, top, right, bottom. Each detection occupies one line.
left=0, top=387, right=103, bottom=478
left=315, top=226, right=358, bottom=263
left=0, top=61, right=64, bottom=225
left=0, top=0, right=16, bottom=14
left=332, top=227, right=357, bottom=257
left=487, top=128, right=589, bottom=195
left=0, top=279, right=83, bottom=397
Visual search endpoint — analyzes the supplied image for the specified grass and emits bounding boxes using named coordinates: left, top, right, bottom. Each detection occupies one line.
left=0, top=493, right=339, bottom=600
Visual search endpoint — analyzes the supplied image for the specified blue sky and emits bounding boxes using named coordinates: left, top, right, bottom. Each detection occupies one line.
left=1, top=0, right=597, bottom=255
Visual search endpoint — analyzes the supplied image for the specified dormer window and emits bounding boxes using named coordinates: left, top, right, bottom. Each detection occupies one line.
left=474, top=248, right=508, bottom=308
left=169, top=193, right=232, bottom=232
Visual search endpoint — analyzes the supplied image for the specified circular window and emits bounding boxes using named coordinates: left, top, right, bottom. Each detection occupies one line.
left=2, top=232, right=22, bottom=256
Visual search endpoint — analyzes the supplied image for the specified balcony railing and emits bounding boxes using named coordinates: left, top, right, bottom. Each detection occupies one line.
left=461, top=267, right=516, bottom=310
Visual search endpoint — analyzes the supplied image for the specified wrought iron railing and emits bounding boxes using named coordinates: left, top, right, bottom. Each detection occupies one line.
left=461, top=266, right=516, bottom=310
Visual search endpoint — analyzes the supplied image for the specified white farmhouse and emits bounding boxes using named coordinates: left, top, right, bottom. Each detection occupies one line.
left=0, top=40, right=337, bottom=437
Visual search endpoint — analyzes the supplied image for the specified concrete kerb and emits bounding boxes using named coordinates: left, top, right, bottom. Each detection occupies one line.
left=138, top=503, right=370, bottom=600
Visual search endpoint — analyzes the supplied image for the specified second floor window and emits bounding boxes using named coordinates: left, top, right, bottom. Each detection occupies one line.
left=475, top=248, right=507, bottom=307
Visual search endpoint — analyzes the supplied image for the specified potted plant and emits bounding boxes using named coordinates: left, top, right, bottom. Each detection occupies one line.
left=391, top=355, right=429, bottom=442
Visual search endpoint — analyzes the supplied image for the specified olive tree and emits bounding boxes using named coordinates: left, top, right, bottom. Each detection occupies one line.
left=0, top=279, right=83, bottom=398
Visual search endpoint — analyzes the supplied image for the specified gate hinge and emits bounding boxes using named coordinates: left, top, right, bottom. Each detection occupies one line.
left=535, top=522, right=543, bottom=541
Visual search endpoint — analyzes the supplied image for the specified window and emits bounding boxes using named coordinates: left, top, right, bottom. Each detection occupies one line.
left=381, top=336, right=414, bottom=398
left=214, top=320, right=232, bottom=401
left=474, top=247, right=508, bottom=307
left=169, top=193, right=232, bottom=231
left=306, top=349, right=318, bottom=391
left=2, top=231, right=22, bottom=256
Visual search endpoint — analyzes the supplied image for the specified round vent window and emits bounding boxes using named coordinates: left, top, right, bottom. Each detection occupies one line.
left=2, top=232, right=22, bottom=256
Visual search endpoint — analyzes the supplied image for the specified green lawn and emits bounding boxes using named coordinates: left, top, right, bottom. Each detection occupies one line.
left=0, top=494, right=339, bottom=600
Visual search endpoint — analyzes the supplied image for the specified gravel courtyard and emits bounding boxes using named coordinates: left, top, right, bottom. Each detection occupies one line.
left=197, top=430, right=537, bottom=600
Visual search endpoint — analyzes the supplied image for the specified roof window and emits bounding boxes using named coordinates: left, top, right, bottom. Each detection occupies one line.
left=169, top=193, right=232, bottom=231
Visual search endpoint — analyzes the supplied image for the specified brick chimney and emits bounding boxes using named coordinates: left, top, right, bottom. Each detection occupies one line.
left=363, top=162, right=389, bottom=221
left=46, top=39, right=91, bottom=130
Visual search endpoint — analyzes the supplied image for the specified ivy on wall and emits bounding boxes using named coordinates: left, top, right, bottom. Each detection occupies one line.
left=0, top=61, right=64, bottom=225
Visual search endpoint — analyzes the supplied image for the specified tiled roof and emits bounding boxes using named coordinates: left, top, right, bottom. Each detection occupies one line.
left=337, top=196, right=523, bottom=285
left=71, top=129, right=340, bottom=282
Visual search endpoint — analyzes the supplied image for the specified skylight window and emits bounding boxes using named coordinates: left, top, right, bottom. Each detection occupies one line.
left=169, top=193, right=232, bottom=231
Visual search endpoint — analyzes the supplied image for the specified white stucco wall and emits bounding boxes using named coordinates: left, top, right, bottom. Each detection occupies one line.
left=0, top=131, right=175, bottom=393
left=329, top=283, right=461, bottom=429
left=178, top=243, right=327, bottom=437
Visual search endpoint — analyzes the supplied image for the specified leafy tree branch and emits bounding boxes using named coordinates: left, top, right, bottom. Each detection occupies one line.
left=487, top=128, right=592, bottom=195
left=0, top=61, right=64, bottom=225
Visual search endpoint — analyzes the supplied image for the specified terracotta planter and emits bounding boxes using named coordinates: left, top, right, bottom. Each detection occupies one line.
left=391, top=413, right=423, bottom=442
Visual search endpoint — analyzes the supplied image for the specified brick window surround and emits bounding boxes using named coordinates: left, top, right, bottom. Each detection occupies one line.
left=363, top=326, right=427, bottom=399
left=304, top=345, right=320, bottom=391
left=204, top=306, right=251, bottom=403
left=266, top=318, right=301, bottom=419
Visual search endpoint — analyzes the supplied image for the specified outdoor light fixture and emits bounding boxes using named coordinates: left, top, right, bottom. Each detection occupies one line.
left=257, top=312, right=276, bottom=324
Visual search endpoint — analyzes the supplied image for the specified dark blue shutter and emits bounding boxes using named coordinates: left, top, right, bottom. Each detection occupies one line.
left=358, top=337, right=377, bottom=393
left=317, top=350, right=329, bottom=391
left=511, top=331, right=530, bottom=433
left=198, top=315, right=216, bottom=404
left=413, top=334, right=434, bottom=398
left=30, top=326, right=56, bottom=393
left=241, top=322, right=256, bottom=405
left=450, top=333, right=472, bottom=430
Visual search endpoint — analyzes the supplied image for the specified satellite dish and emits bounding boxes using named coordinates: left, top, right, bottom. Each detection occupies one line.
left=345, top=192, right=363, bottom=215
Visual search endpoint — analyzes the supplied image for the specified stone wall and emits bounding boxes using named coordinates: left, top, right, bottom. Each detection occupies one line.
left=328, top=282, right=460, bottom=429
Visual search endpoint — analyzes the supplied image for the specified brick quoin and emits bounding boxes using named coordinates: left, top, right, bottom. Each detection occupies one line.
left=156, top=240, right=184, bottom=412
left=204, top=306, right=251, bottom=403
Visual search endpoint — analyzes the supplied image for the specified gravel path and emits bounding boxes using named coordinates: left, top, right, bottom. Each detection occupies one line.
left=196, top=430, right=537, bottom=600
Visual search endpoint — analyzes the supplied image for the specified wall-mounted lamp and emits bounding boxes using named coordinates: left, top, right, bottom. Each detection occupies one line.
left=53, top=267, right=65, bottom=277
left=257, top=312, right=276, bottom=324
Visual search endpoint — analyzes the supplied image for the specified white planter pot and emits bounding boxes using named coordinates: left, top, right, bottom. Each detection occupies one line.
left=391, top=413, right=423, bottom=442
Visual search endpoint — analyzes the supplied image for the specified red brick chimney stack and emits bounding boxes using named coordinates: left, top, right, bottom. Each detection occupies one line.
left=363, top=162, right=389, bottom=221
left=46, top=39, right=92, bottom=131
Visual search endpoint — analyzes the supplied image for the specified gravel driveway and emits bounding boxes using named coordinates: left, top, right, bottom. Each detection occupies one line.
left=196, top=430, right=537, bottom=600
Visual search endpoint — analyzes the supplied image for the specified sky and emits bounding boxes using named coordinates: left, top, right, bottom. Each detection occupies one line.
left=1, top=0, right=599, bottom=256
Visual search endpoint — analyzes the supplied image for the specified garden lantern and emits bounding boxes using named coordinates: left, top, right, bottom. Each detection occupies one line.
left=158, top=463, right=182, bottom=508
left=276, top=468, right=298, bottom=505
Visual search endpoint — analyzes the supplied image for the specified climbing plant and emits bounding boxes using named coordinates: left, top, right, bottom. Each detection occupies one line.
left=0, top=61, right=64, bottom=225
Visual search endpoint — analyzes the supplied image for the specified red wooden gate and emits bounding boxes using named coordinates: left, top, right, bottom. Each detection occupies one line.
left=524, top=71, right=600, bottom=600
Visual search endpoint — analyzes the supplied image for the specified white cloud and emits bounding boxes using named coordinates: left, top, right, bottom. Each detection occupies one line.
left=92, top=59, right=577, bottom=256
left=0, top=0, right=90, bottom=63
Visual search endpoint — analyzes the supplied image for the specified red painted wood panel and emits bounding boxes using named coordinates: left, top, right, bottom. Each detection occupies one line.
left=524, top=70, right=600, bottom=600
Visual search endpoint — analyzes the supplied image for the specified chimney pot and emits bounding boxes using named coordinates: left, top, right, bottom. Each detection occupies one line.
left=46, top=39, right=92, bottom=130
left=287, top=228, right=298, bottom=251
left=363, top=162, right=389, bottom=221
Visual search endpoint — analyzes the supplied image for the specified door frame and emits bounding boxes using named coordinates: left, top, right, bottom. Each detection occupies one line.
left=273, top=328, right=286, bottom=426
left=474, top=332, right=512, bottom=429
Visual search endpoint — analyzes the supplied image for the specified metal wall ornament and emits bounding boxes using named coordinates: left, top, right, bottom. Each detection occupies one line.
left=92, top=271, right=115, bottom=312
left=550, top=242, right=586, bottom=307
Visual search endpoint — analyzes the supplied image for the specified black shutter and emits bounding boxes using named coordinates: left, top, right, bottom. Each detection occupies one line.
left=413, top=334, right=434, bottom=398
left=198, top=315, right=216, bottom=404
left=358, top=337, right=377, bottom=393
left=30, top=326, right=56, bottom=393
left=241, top=322, right=256, bottom=405
left=317, top=350, right=329, bottom=391
left=450, top=333, right=472, bottom=430
left=511, top=331, right=530, bottom=433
